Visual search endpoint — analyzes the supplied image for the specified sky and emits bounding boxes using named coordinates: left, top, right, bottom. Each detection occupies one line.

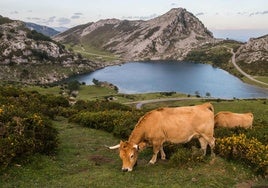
left=1, top=0, right=268, bottom=40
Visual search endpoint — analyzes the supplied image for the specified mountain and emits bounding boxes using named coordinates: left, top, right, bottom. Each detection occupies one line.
left=25, top=22, right=60, bottom=37
left=54, top=8, right=216, bottom=61
left=53, top=26, right=69, bottom=32
left=0, top=16, right=103, bottom=84
left=235, top=34, right=268, bottom=76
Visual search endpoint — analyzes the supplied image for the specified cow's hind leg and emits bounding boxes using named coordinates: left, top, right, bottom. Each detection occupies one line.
left=160, top=145, right=166, bottom=160
left=198, top=137, right=208, bottom=156
left=208, top=137, right=215, bottom=157
left=199, top=135, right=215, bottom=157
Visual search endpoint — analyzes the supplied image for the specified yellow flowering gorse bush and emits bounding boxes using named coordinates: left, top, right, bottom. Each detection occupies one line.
left=216, top=134, right=268, bottom=174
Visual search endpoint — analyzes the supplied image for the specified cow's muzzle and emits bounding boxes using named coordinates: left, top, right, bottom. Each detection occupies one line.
left=122, top=167, right=132, bottom=172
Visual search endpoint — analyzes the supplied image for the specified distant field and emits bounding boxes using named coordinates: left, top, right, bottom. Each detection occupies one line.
left=242, top=76, right=268, bottom=88
left=65, top=43, right=120, bottom=62
left=255, top=76, right=268, bottom=84
left=25, top=84, right=190, bottom=103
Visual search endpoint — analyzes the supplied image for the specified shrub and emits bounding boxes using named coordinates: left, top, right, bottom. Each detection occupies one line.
left=170, top=147, right=206, bottom=167
left=216, top=134, right=268, bottom=175
left=0, top=86, right=67, bottom=167
left=72, top=100, right=132, bottom=112
left=0, top=108, right=58, bottom=167
left=69, top=110, right=143, bottom=139
left=0, top=86, right=69, bottom=120
left=26, top=30, right=52, bottom=42
left=67, top=80, right=80, bottom=93
left=214, top=126, right=268, bottom=145
left=0, top=16, right=13, bottom=25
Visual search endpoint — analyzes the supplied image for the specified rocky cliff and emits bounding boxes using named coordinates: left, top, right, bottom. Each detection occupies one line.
left=54, top=8, right=216, bottom=61
left=236, top=35, right=268, bottom=76
left=0, top=16, right=103, bottom=84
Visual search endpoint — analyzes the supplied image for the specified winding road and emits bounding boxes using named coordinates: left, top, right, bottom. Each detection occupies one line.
left=124, top=97, right=228, bottom=109
left=228, top=47, right=268, bottom=86
left=124, top=97, right=199, bottom=109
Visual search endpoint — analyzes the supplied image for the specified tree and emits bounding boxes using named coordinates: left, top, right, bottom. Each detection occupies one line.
left=67, top=80, right=80, bottom=93
left=92, top=78, right=100, bottom=86
left=195, top=91, right=201, bottom=98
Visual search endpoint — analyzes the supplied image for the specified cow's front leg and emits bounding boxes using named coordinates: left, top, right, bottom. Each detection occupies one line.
left=149, top=144, right=161, bottom=164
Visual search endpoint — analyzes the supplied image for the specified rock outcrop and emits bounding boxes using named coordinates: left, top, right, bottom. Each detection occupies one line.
left=0, top=16, right=103, bottom=84
left=236, top=35, right=268, bottom=63
left=236, top=35, right=268, bottom=76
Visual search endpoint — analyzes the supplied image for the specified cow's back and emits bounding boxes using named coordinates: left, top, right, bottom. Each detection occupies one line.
left=141, top=103, right=214, bottom=144
left=215, top=111, right=253, bottom=128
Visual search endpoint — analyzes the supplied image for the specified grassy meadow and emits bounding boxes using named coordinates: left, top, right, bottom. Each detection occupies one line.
left=0, top=84, right=267, bottom=187
left=1, top=118, right=265, bottom=188
left=65, top=43, right=120, bottom=63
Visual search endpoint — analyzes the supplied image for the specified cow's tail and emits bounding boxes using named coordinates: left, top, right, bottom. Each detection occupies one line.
left=214, top=112, right=220, bottom=127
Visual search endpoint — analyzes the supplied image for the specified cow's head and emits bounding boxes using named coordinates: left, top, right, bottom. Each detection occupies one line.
left=109, top=141, right=139, bottom=172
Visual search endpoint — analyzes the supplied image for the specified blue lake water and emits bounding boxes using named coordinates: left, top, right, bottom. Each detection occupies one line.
left=71, top=61, right=268, bottom=99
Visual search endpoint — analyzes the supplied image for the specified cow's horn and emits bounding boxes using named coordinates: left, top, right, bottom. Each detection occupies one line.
left=133, top=144, right=139, bottom=150
left=108, top=144, right=120, bottom=149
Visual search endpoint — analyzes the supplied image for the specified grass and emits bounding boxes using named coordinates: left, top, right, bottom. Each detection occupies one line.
left=1, top=85, right=267, bottom=187
left=255, top=76, right=268, bottom=83
left=241, top=76, right=268, bottom=88
left=24, top=84, right=190, bottom=103
left=66, top=43, right=120, bottom=63
left=1, top=117, right=266, bottom=188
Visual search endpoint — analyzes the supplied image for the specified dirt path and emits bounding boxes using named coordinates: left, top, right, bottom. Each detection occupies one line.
left=125, top=97, right=213, bottom=109
left=228, top=47, right=268, bottom=87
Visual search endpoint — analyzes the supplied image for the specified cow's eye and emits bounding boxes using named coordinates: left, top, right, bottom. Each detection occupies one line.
left=130, top=154, right=134, bottom=159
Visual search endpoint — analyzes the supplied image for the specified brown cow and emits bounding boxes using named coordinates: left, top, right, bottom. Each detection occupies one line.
left=214, top=111, right=254, bottom=129
left=109, top=102, right=215, bottom=172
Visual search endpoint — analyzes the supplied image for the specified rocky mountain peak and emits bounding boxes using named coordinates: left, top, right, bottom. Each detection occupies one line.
left=54, top=8, right=216, bottom=61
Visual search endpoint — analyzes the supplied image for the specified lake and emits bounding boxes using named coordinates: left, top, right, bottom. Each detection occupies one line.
left=71, top=61, right=268, bottom=99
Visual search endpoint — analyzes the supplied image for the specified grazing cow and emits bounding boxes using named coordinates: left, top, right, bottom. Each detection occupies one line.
left=109, top=103, right=215, bottom=172
left=214, top=111, right=254, bottom=129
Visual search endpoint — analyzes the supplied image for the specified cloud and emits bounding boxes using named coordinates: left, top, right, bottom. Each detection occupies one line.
left=26, top=17, right=42, bottom=21
left=10, top=11, right=19, bottom=14
left=57, top=17, right=71, bottom=25
left=48, top=16, right=56, bottom=22
left=249, top=10, right=268, bottom=16
left=237, top=12, right=247, bottom=15
left=71, top=15, right=80, bottom=19
left=171, top=3, right=178, bottom=6
left=26, top=16, right=56, bottom=26
left=195, top=12, right=205, bottom=16
left=25, top=16, right=72, bottom=27
left=71, top=12, right=83, bottom=19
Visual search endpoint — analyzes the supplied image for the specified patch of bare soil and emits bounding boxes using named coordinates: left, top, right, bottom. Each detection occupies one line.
left=89, top=155, right=114, bottom=166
